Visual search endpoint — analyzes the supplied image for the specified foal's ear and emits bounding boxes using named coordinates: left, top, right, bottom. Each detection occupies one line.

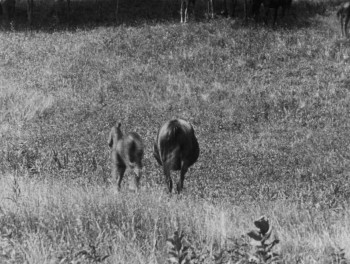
left=108, top=126, right=116, bottom=148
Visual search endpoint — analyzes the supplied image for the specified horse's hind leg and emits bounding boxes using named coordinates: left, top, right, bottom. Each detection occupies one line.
left=180, top=0, right=185, bottom=23
left=345, top=13, right=350, bottom=38
left=208, top=0, right=214, bottom=19
left=231, top=0, right=237, bottom=18
left=253, top=2, right=261, bottom=23
left=281, top=5, right=286, bottom=18
left=163, top=164, right=173, bottom=193
left=264, top=8, right=269, bottom=24
left=191, top=0, right=195, bottom=21
left=177, top=161, right=188, bottom=193
left=340, top=15, right=344, bottom=37
left=222, top=0, right=228, bottom=17
left=273, top=7, right=278, bottom=25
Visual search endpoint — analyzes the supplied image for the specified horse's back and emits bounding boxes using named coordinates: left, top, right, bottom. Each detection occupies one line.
left=156, top=119, right=199, bottom=169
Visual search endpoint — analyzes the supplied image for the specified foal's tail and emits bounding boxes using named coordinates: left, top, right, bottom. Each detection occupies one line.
left=127, top=133, right=144, bottom=168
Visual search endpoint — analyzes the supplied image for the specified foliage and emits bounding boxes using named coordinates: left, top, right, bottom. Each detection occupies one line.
left=167, top=231, right=192, bottom=264
left=247, top=216, right=280, bottom=263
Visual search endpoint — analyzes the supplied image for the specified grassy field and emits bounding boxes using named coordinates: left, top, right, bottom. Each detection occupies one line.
left=1, top=0, right=350, bottom=262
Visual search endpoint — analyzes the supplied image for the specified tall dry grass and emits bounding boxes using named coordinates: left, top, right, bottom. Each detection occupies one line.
left=0, top=174, right=349, bottom=263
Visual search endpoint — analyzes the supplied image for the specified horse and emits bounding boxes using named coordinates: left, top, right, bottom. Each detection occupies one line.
left=153, top=119, right=199, bottom=193
left=180, top=0, right=213, bottom=23
left=0, top=0, right=15, bottom=27
left=252, top=0, right=292, bottom=25
left=337, top=2, right=350, bottom=38
left=181, top=0, right=195, bottom=23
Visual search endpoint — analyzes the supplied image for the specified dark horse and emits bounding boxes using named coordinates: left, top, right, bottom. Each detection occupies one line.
left=222, top=0, right=252, bottom=21
left=0, top=0, right=70, bottom=26
left=180, top=0, right=195, bottom=23
left=180, top=0, right=213, bottom=23
left=153, top=119, right=199, bottom=193
left=252, top=0, right=292, bottom=25
left=0, top=0, right=15, bottom=27
left=337, top=2, right=350, bottom=38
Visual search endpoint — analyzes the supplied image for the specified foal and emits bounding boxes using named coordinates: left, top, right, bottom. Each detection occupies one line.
left=108, top=123, right=144, bottom=191
left=337, top=2, right=350, bottom=38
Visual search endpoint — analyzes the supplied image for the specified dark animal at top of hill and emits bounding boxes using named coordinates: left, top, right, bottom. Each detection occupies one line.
left=49, top=0, right=71, bottom=22
left=222, top=0, right=253, bottom=21
left=0, top=0, right=71, bottom=26
left=0, top=0, right=15, bottom=27
left=180, top=0, right=213, bottom=23
left=252, top=0, right=292, bottom=25
left=222, top=0, right=237, bottom=18
left=207, top=0, right=214, bottom=20
left=108, top=123, right=144, bottom=191
left=181, top=0, right=195, bottom=23
left=337, top=1, right=350, bottom=38
left=153, top=119, right=200, bottom=194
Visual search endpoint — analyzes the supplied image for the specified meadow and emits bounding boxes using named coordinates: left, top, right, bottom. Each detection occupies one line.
left=1, top=0, right=350, bottom=262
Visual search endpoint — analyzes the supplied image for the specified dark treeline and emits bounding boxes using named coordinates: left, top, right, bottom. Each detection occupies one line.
left=0, top=0, right=338, bottom=30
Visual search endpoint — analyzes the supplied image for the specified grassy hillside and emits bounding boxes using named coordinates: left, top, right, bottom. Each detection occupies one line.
left=1, top=0, right=350, bottom=262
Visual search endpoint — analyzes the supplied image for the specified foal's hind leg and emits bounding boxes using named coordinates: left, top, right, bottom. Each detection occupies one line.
left=114, top=154, right=126, bottom=190
left=116, top=164, right=126, bottom=190
left=130, top=163, right=142, bottom=191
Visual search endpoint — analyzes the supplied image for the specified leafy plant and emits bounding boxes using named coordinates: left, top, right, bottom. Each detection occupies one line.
left=167, top=231, right=192, bottom=264
left=324, top=247, right=349, bottom=264
left=247, top=216, right=280, bottom=263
